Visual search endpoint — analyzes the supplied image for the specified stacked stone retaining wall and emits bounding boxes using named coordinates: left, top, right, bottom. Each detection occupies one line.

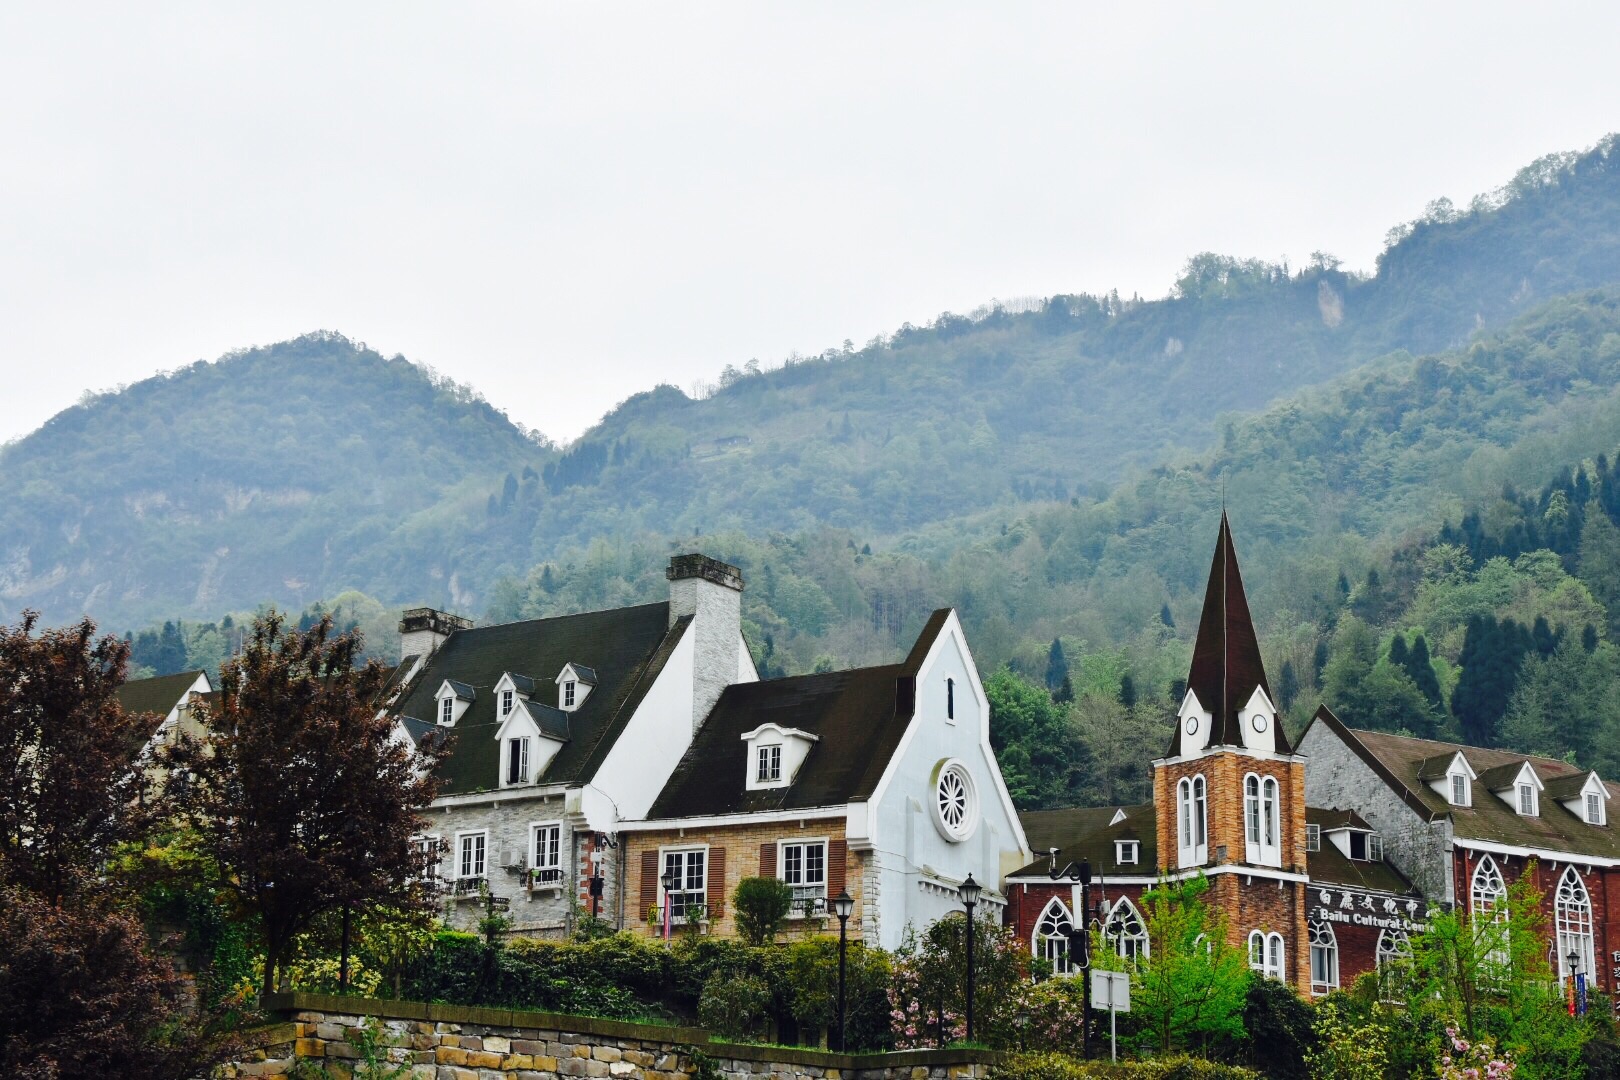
left=223, top=993, right=997, bottom=1080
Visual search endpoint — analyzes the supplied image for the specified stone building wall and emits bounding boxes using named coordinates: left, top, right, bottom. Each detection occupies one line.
left=427, top=792, right=591, bottom=938
left=223, top=994, right=997, bottom=1080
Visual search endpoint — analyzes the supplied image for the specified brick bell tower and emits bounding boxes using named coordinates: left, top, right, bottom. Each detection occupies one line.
left=1152, top=512, right=1311, bottom=991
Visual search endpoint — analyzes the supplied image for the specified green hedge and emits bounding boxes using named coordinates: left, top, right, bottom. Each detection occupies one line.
left=990, top=1053, right=1260, bottom=1080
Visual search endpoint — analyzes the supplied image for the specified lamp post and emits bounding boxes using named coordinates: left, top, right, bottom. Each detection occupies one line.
left=660, top=865, right=678, bottom=941
left=833, top=890, right=855, bottom=1051
left=1053, top=859, right=1094, bottom=1058
left=960, top=874, right=982, bottom=1045
left=1569, top=948, right=1582, bottom=1016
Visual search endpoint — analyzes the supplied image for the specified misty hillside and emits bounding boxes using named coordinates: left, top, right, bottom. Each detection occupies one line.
left=4, top=137, right=1620, bottom=630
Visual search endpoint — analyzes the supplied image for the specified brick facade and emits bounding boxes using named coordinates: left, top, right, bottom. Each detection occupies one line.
left=622, top=819, right=865, bottom=943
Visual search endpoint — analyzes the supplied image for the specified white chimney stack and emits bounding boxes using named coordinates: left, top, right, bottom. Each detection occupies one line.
left=666, top=554, right=744, bottom=731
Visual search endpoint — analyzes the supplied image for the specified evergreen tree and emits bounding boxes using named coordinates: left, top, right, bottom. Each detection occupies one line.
left=1388, top=632, right=1409, bottom=669
left=1452, top=616, right=1531, bottom=746
left=1532, top=615, right=1557, bottom=657
left=1277, top=660, right=1300, bottom=713
left=1336, top=571, right=1351, bottom=601
left=985, top=669, right=1092, bottom=808
left=1053, top=674, right=1075, bottom=705
left=1160, top=603, right=1175, bottom=629
left=1583, top=624, right=1600, bottom=652
left=1403, top=634, right=1445, bottom=709
left=1312, top=638, right=1330, bottom=689
left=1045, top=638, right=1070, bottom=692
left=1118, top=673, right=1137, bottom=709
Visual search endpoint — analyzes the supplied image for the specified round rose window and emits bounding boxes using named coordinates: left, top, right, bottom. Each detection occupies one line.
left=933, top=760, right=979, bottom=842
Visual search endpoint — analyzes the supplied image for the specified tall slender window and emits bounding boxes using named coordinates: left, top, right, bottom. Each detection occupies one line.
left=1471, top=856, right=1509, bottom=975
left=1249, top=930, right=1285, bottom=980
left=1034, top=898, right=1075, bottom=976
left=1245, top=774, right=1280, bottom=866
left=1556, top=867, right=1595, bottom=981
left=501, top=689, right=514, bottom=716
left=1177, top=775, right=1208, bottom=867
left=506, top=737, right=529, bottom=785
left=946, top=678, right=955, bottom=720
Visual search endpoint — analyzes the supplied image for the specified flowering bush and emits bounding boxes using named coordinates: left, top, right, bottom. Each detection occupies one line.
left=887, top=913, right=1028, bottom=1048
left=1438, top=1024, right=1515, bottom=1080
left=1005, top=975, right=1088, bottom=1054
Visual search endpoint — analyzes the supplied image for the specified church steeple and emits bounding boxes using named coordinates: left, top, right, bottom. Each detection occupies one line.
left=1169, top=512, right=1287, bottom=755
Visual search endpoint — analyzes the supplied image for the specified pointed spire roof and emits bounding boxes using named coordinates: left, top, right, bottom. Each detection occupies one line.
left=1169, top=512, right=1287, bottom=755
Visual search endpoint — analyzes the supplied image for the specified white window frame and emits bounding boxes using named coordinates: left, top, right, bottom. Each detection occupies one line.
left=563, top=680, right=576, bottom=709
left=757, top=744, right=783, bottom=783
left=530, top=821, right=563, bottom=887
left=1177, top=775, right=1207, bottom=867
left=660, top=845, right=709, bottom=924
left=1368, top=833, right=1384, bottom=862
left=1116, top=840, right=1139, bottom=865
left=440, top=696, right=455, bottom=725
left=1471, top=855, right=1509, bottom=975
left=1587, top=790, right=1605, bottom=825
left=1517, top=782, right=1537, bottom=817
left=1309, top=920, right=1338, bottom=995
left=1450, top=771, right=1470, bottom=807
left=1375, top=927, right=1412, bottom=1003
left=412, top=834, right=443, bottom=885
left=778, top=837, right=829, bottom=916
left=505, top=736, right=530, bottom=786
left=1033, top=897, right=1076, bottom=976
left=456, top=830, right=488, bottom=883
left=1304, top=824, right=1320, bottom=852
left=501, top=688, right=514, bottom=716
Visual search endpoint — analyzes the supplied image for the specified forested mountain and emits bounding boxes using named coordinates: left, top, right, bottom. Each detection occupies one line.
left=5, top=138, right=1620, bottom=632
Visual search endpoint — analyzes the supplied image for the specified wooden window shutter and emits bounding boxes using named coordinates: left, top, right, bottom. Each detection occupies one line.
left=640, top=850, right=659, bottom=919
left=707, top=847, right=727, bottom=916
left=828, top=838, right=847, bottom=895
left=759, top=842, right=776, bottom=878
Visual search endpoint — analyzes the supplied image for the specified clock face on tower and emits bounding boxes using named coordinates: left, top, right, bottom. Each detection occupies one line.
left=1252, top=713, right=1268, bottom=733
left=1185, top=716, right=1199, bottom=736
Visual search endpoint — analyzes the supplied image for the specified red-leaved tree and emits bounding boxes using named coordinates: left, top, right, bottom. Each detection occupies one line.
left=161, top=611, right=446, bottom=998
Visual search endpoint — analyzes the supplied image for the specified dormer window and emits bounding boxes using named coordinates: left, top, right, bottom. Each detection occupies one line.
left=1347, top=831, right=1384, bottom=862
left=1451, top=773, right=1469, bottom=806
left=1588, top=792, right=1605, bottom=825
left=435, top=679, right=475, bottom=727
left=741, top=723, right=819, bottom=790
left=1305, top=824, right=1320, bottom=852
left=506, top=737, right=530, bottom=785
left=555, top=664, right=596, bottom=712
left=441, top=698, right=454, bottom=725
left=1116, top=840, right=1139, bottom=865
left=1518, top=783, right=1537, bottom=816
left=501, top=689, right=514, bottom=716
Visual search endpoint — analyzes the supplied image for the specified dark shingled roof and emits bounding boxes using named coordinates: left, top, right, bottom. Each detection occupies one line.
left=646, top=610, right=951, bottom=819
left=116, top=670, right=205, bottom=720
left=1168, top=513, right=1286, bottom=756
left=1306, top=706, right=1620, bottom=860
left=519, top=699, right=571, bottom=742
left=1304, top=806, right=1417, bottom=893
left=392, top=602, right=689, bottom=795
left=398, top=716, right=438, bottom=748
left=1009, top=805, right=1158, bottom=878
left=565, top=664, right=598, bottom=686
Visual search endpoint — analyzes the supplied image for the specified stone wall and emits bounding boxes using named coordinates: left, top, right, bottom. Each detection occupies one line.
left=223, top=994, right=997, bottom=1080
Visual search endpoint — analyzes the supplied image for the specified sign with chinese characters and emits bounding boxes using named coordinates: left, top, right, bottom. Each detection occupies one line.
left=1311, top=888, right=1428, bottom=932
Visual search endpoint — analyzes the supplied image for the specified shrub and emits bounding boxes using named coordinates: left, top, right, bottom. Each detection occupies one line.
left=733, top=877, right=794, bottom=946
left=990, top=1052, right=1260, bottom=1079
left=698, top=972, right=773, bottom=1041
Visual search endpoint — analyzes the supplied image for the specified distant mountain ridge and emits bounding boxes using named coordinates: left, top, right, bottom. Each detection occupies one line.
left=4, top=136, right=1620, bottom=630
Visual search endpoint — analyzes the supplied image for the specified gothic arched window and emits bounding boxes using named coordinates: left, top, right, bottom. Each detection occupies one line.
left=1104, top=898, right=1148, bottom=965
left=1470, top=856, right=1509, bottom=974
left=1177, top=775, right=1207, bottom=867
left=1556, top=867, right=1595, bottom=981
left=1033, top=897, right=1075, bottom=976
left=1308, top=920, right=1338, bottom=995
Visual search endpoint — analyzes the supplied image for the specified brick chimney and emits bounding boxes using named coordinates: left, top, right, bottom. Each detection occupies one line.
left=666, top=554, right=744, bottom=730
left=398, top=607, right=472, bottom=677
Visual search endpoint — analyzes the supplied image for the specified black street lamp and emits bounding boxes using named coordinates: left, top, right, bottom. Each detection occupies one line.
left=833, top=890, right=855, bottom=1050
left=1052, top=860, right=1094, bottom=1059
left=660, top=865, right=679, bottom=941
left=960, top=874, right=982, bottom=1044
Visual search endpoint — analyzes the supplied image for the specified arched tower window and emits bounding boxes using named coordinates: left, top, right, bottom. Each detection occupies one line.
left=1104, top=898, right=1148, bottom=965
left=1177, top=775, right=1208, bottom=867
left=1247, top=930, right=1285, bottom=980
left=1308, top=920, right=1339, bottom=995
left=1556, top=867, right=1595, bottom=981
left=1244, top=773, right=1281, bottom=866
left=1033, top=897, right=1075, bottom=976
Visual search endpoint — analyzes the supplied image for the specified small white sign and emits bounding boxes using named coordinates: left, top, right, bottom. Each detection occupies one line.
left=1091, top=969, right=1131, bottom=1013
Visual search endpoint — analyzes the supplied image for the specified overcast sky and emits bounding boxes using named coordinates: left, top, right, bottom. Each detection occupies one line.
left=2, top=4, right=1617, bottom=446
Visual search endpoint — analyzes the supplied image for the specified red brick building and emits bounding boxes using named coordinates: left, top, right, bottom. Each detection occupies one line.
left=1005, top=516, right=1421, bottom=997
